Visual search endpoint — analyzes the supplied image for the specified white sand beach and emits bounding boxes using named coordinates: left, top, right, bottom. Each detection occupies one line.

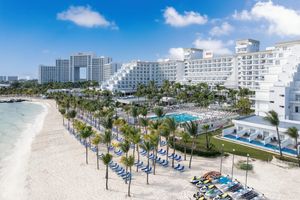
left=25, top=99, right=300, bottom=200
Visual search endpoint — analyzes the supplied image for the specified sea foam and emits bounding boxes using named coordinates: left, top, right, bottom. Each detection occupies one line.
left=0, top=102, right=48, bottom=200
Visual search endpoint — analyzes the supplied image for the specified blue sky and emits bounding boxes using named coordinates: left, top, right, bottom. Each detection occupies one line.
left=1, top=0, right=300, bottom=78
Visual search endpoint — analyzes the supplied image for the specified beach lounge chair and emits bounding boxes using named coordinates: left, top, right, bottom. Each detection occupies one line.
left=177, top=165, right=185, bottom=172
left=162, top=160, right=169, bottom=167
left=175, top=155, right=182, bottom=161
left=174, top=163, right=181, bottom=169
left=144, top=167, right=152, bottom=174
left=168, top=153, right=175, bottom=158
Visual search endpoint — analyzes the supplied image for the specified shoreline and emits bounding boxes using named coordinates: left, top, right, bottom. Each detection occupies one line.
left=4, top=98, right=297, bottom=200
left=0, top=100, right=48, bottom=200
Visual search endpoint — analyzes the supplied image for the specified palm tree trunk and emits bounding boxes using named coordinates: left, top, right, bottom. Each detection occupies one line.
left=147, top=152, right=149, bottom=184
left=189, top=139, right=195, bottom=169
left=136, top=145, right=140, bottom=172
left=276, top=126, right=283, bottom=157
left=166, top=142, right=169, bottom=161
left=154, top=148, right=158, bottom=175
left=128, top=167, right=132, bottom=196
left=205, top=132, right=209, bottom=149
left=125, top=153, right=128, bottom=184
left=184, top=146, right=187, bottom=161
left=96, top=147, right=99, bottom=170
left=172, top=133, right=175, bottom=168
left=105, top=165, right=108, bottom=190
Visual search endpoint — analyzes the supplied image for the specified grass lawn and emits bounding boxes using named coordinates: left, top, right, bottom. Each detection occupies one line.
left=188, top=129, right=297, bottom=162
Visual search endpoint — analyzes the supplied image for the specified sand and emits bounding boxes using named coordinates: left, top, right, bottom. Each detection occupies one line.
left=25, top=99, right=300, bottom=200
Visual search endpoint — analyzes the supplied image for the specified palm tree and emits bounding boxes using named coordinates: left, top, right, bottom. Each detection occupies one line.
left=80, top=125, right=94, bottom=164
left=153, top=107, right=165, bottom=118
left=264, top=110, right=282, bottom=157
left=149, top=132, right=159, bottom=174
left=139, top=107, right=148, bottom=118
left=139, top=118, right=149, bottom=134
left=59, top=107, right=66, bottom=125
left=164, top=118, right=178, bottom=168
left=160, top=124, right=171, bottom=161
left=286, top=127, right=300, bottom=166
left=130, top=105, right=138, bottom=126
left=180, top=131, right=190, bottom=161
left=101, top=153, right=113, bottom=190
left=101, top=130, right=112, bottom=153
left=113, top=118, right=126, bottom=139
left=120, top=141, right=130, bottom=183
left=102, top=116, right=113, bottom=131
left=131, top=130, right=142, bottom=172
left=66, top=109, right=77, bottom=130
left=202, top=124, right=211, bottom=149
left=140, top=140, right=152, bottom=184
left=121, top=155, right=135, bottom=196
left=184, top=121, right=198, bottom=168
left=92, top=134, right=101, bottom=169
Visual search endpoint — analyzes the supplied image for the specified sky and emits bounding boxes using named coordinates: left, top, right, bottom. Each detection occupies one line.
left=1, top=0, right=300, bottom=78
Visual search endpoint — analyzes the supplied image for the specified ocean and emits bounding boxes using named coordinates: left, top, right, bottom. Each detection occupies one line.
left=0, top=102, right=47, bottom=200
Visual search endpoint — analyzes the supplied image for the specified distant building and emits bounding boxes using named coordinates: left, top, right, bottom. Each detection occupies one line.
left=7, top=76, right=18, bottom=82
left=0, top=76, right=6, bottom=82
left=38, top=53, right=113, bottom=84
left=103, top=62, right=121, bottom=81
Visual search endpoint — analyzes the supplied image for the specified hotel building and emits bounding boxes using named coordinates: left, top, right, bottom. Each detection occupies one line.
left=221, top=39, right=300, bottom=156
left=38, top=53, right=112, bottom=84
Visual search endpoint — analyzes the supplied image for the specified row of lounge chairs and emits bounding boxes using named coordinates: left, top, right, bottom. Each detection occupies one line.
left=134, top=161, right=152, bottom=174
left=168, top=153, right=182, bottom=161
left=109, top=161, right=131, bottom=181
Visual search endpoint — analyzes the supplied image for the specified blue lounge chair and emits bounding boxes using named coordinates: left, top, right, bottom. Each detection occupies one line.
left=174, top=164, right=180, bottom=169
left=175, top=155, right=182, bottom=161
left=177, top=166, right=185, bottom=172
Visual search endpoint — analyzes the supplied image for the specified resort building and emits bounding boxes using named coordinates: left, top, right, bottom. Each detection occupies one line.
left=103, top=62, right=122, bottom=81
left=223, top=40, right=300, bottom=157
left=38, top=53, right=113, bottom=84
left=101, top=60, right=185, bottom=93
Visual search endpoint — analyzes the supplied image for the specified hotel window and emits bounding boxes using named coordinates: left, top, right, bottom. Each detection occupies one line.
left=296, top=106, right=299, bottom=113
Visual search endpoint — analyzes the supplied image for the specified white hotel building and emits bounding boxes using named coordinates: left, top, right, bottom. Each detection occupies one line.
left=101, top=38, right=300, bottom=156
left=220, top=39, right=300, bottom=156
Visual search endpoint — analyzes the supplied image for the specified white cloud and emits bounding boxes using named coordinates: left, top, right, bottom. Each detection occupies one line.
left=233, top=1, right=300, bottom=36
left=209, top=22, right=234, bottom=36
left=232, top=10, right=252, bottom=20
left=167, top=48, right=185, bottom=60
left=163, top=6, right=207, bottom=27
left=193, top=38, right=232, bottom=55
left=57, top=5, right=117, bottom=29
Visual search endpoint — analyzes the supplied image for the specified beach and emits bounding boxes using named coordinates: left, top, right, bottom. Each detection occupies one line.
left=19, top=99, right=300, bottom=200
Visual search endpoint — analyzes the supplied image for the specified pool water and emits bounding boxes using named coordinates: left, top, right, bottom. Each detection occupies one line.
left=150, top=113, right=199, bottom=123
left=223, top=134, right=297, bottom=156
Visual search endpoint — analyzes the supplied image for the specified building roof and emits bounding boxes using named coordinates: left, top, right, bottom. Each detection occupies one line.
left=235, top=115, right=300, bottom=130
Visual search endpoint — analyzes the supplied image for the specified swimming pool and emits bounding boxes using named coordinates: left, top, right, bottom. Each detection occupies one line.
left=150, top=113, right=199, bottom=123
left=223, top=134, right=297, bottom=156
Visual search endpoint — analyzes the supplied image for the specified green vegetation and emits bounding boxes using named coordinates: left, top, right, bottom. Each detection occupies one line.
left=237, top=160, right=253, bottom=170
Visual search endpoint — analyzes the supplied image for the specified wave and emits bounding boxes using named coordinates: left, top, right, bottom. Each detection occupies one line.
left=0, top=102, right=48, bottom=200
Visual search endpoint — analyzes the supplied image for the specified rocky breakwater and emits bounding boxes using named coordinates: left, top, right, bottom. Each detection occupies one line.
left=0, top=98, right=27, bottom=103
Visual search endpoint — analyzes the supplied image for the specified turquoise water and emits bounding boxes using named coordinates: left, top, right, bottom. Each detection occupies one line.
left=150, top=113, right=199, bottom=123
left=0, top=102, right=46, bottom=200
